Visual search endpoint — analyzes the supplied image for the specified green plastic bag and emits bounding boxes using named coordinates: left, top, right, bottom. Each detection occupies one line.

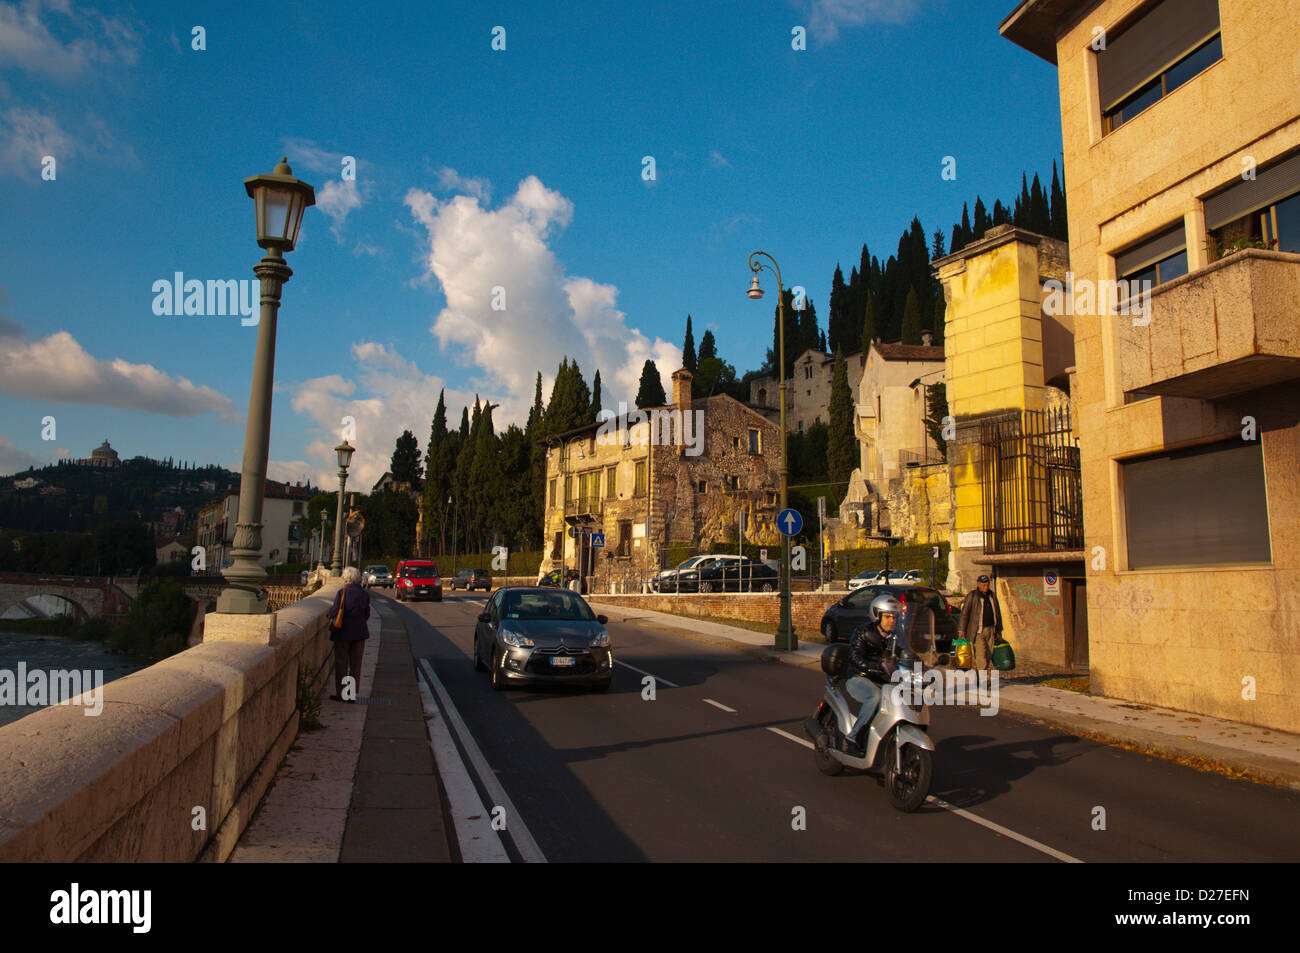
left=992, top=639, right=1016, bottom=671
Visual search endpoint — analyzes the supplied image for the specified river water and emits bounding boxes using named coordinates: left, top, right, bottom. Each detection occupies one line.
left=0, top=631, right=149, bottom=728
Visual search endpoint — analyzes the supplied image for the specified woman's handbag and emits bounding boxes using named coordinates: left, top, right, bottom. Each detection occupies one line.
left=331, top=593, right=345, bottom=631
left=992, top=637, right=1016, bottom=671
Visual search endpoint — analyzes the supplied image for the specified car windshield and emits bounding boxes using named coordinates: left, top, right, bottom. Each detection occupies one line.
left=502, top=590, right=595, bottom=622
left=367, top=565, right=387, bottom=573
left=402, top=565, right=438, bottom=579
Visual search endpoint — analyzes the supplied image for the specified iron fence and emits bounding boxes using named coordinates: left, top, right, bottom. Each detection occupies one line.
left=979, top=406, right=1082, bottom=554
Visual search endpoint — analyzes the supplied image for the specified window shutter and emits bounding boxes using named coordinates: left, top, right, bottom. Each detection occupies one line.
left=1204, top=151, right=1300, bottom=229
left=1097, top=0, right=1220, bottom=112
left=1115, top=221, right=1187, bottom=277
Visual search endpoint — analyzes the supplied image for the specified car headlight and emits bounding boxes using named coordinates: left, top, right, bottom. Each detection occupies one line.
left=590, top=630, right=610, bottom=648
left=501, top=630, right=534, bottom=648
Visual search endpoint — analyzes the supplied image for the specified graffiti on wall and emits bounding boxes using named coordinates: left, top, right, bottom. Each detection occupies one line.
left=1002, top=579, right=1061, bottom=637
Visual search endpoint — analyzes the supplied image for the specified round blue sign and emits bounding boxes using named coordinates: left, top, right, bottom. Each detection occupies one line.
left=776, top=508, right=803, bottom=536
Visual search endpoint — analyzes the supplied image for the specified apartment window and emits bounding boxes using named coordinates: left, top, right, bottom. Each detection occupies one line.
left=1205, top=152, right=1300, bottom=258
left=606, top=466, right=617, bottom=497
left=1098, top=0, right=1222, bottom=133
left=797, top=420, right=804, bottom=433
left=552, top=531, right=563, bottom=559
left=293, top=501, right=304, bottom=515
left=1116, top=222, right=1189, bottom=288
left=697, top=480, right=707, bottom=493
left=617, top=520, right=632, bottom=557
left=548, top=478, right=556, bottom=507
left=564, top=476, right=573, bottom=501
left=804, top=365, right=813, bottom=379
left=634, top=461, right=646, bottom=496
left=748, top=428, right=760, bottom=454
left=728, top=475, right=742, bottom=491
left=1123, top=440, right=1270, bottom=569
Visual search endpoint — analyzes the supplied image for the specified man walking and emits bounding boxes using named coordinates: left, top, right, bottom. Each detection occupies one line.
left=958, top=574, right=1003, bottom=672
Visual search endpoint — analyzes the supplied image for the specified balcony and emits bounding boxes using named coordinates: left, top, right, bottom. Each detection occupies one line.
left=1119, top=250, right=1300, bottom=400
left=569, top=495, right=603, bottom=517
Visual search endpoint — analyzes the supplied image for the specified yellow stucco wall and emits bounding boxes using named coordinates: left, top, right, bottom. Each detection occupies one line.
left=1040, top=0, right=1300, bottom=731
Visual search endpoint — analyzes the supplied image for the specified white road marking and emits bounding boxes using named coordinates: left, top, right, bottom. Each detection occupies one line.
left=767, top=726, right=814, bottom=749
left=417, top=658, right=548, bottom=864
left=613, top=659, right=680, bottom=688
left=766, top=722, right=1084, bottom=863
left=704, top=698, right=738, bottom=713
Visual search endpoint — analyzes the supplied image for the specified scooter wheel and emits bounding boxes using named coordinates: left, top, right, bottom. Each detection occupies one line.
left=813, top=710, right=844, bottom=776
left=884, top=731, right=932, bottom=812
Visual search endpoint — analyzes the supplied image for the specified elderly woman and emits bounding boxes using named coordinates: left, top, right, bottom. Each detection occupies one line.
left=328, top=565, right=371, bottom=701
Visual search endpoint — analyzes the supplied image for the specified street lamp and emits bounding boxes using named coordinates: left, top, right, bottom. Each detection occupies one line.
left=331, top=440, right=355, bottom=575
left=746, top=250, right=795, bottom=651
left=217, top=158, right=315, bottom=614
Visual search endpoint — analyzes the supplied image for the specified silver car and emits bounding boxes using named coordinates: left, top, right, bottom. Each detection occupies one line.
left=363, top=564, right=393, bottom=588
left=473, top=587, right=612, bottom=691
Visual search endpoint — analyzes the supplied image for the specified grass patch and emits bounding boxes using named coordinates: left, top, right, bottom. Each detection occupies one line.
left=1041, top=675, right=1090, bottom=693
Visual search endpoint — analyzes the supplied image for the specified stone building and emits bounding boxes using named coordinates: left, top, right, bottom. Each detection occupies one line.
left=73, top=440, right=121, bottom=468
left=195, top=480, right=311, bottom=571
left=749, top=347, right=867, bottom=434
left=838, top=340, right=946, bottom=536
left=1002, top=0, right=1300, bottom=730
left=542, top=369, right=783, bottom=588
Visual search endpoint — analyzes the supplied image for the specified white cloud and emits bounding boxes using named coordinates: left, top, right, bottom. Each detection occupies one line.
left=0, top=106, right=135, bottom=179
left=279, top=345, right=504, bottom=492
left=0, top=0, right=139, bottom=83
left=434, top=166, right=491, bottom=203
left=316, top=178, right=362, bottom=236
left=0, top=327, right=238, bottom=419
left=800, top=0, right=927, bottom=43
left=404, top=174, right=681, bottom=417
left=0, top=435, right=43, bottom=477
left=279, top=138, right=369, bottom=238
left=709, top=149, right=731, bottom=169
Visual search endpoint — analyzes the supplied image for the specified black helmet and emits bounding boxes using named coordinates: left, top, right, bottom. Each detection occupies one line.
left=821, top=643, right=850, bottom=677
left=870, top=593, right=904, bottom=626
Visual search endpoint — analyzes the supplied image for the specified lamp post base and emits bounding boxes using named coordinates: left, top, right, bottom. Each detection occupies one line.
left=215, top=583, right=269, bottom=615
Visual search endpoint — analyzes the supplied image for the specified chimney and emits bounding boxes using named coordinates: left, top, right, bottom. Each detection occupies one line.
left=672, top=367, right=693, bottom=411
left=921, top=330, right=933, bottom=347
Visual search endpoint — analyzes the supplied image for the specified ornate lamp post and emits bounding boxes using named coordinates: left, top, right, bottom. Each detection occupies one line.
left=218, top=158, right=315, bottom=614
left=746, top=251, right=796, bottom=650
left=331, top=441, right=355, bottom=575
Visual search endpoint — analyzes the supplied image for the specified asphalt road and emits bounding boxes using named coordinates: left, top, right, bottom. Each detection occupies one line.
left=386, top=590, right=1300, bottom=863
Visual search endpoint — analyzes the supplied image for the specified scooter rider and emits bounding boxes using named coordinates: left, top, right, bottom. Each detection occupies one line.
left=845, top=594, right=905, bottom=746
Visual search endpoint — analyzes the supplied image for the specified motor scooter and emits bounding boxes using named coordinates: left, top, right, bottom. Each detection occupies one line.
left=803, top=636, right=946, bottom=812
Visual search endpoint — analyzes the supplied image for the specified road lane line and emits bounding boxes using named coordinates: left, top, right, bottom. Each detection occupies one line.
left=417, top=658, right=548, bottom=864
left=704, top=698, right=738, bottom=713
left=765, top=722, right=1083, bottom=863
left=414, top=661, right=509, bottom=863
left=613, top=659, right=680, bottom=688
left=767, top=726, right=814, bottom=749
left=924, top=796, right=1083, bottom=863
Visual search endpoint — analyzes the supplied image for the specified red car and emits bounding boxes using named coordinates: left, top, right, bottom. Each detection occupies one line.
left=395, top=559, right=442, bottom=602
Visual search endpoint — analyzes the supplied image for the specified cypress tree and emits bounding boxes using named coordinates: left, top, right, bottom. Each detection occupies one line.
left=635, top=360, right=666, bottom=408
left=860, top=292, right=878, bottom=354
left=526, top=372, right=546, bottom=548
left=698, top=329, right=717, bottom=363
left=901, top=288, right=922, bottom=345
left=828, top=264, right=848, bottom=353
left=682, top=316, right=697, bottom=374
left=973, top=197, right=990, bottom=238
left=1030, top=173, right=1051, bottom=234
left=950, top=223, right=964, bottom=255
left=960, top=203, right=973, bottom=247
left=826, top=349, right=856, bottom=485
left=590, top=369, right=602, bottom=421
left=1049, top=161, right=1068, bottom=240
left=932, top=296, right=946, bottom=345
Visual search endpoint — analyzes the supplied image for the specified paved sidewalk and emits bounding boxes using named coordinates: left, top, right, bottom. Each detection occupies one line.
left=230, top=599, right=454, bottom=862
left=590, top=600, right=1300, bottom=791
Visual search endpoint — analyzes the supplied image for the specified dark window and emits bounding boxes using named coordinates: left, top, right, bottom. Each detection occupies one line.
left=1123, top=440, right=1271, bottom=569
left=1098, top=0, right=1221, bottom=132
left=1116, top=221, right=1188, bottom=286
left=748, top=429, right=760, bottom=453
left=1205, top=152, right=1300, bottom=258
left=552, top=531, right=562, bottom=559
left=697, top=480, right=706, bottom=493
left=617, top=520, right=632, bottom=557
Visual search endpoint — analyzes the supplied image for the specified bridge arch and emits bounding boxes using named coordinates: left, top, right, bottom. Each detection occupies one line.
left=0, top=591, right=92, bottom=622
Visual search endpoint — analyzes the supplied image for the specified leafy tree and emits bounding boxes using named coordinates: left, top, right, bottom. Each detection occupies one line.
left=108, top=578, right=192, bottom=660
left=390, top=429, right=422, bottom=486
left=635, top=359, right=666, bottom=408
left=694, top=356, right=737, bottom=397
left=788, top=421, right=829, bottom=482
left=826, top=349, right=856, bottom=484
left=682, top=315, right=697, bottom=374
left=923, top=382, right=950, bottom=460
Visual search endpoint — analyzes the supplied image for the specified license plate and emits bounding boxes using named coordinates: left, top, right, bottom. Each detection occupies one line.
left=551, top=656, right=575, bottom=667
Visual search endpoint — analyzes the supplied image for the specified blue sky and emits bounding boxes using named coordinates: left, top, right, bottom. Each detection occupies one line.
left=0, top=0, right=1062, bottom=490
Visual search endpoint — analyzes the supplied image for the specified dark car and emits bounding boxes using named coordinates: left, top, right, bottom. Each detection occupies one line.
left=473, top=587, right=612, bottom=691
left=449, top=568, right=493, bottom=591
left=652, top=554, right=719, bottom=593
left=677, top=556, right=777, bottom=593
left=537, top=568, right=585, bottom=593
left=395, top=559, right=442, bottom=602
left=819, top=583, right=959, bottom=656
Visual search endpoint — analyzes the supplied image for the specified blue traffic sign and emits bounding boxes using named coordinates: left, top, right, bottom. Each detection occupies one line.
left=591, top=532, right=606, bottom=548
left=777, top=508, right=803, bottom=536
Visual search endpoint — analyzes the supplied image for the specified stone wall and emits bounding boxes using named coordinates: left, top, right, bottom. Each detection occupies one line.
left=592, top=591, right=847, bottom=635
left=0, top=590, right=336, bottom=861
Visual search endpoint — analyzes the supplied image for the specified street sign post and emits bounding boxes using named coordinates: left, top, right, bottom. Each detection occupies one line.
left=1044, top=570, right=1060, bottom=596
left=591, top=532, right=605, bottom=548
left=777, top=508, right=803, bottom=536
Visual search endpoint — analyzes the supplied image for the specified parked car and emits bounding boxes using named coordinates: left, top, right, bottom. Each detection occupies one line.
left=449, top=568, right=493, bottom=591
left=473, top=587, right=612, bottom=691
left=819, top=583, right=958, bottom=656
left=394, top=559, right=442, bottom=602
left=363, top=564, right=393, bottom=588
left=537, top=568, right=585, bottom=593
left=652, top=554, right=720, bottom=593
left=676, top=555, right=779, bottom=593
left=848, top=568, right=923, bottom=590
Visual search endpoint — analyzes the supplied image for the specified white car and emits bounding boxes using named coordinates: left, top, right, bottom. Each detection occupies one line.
left=848, top=569, right=922, bottom=590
